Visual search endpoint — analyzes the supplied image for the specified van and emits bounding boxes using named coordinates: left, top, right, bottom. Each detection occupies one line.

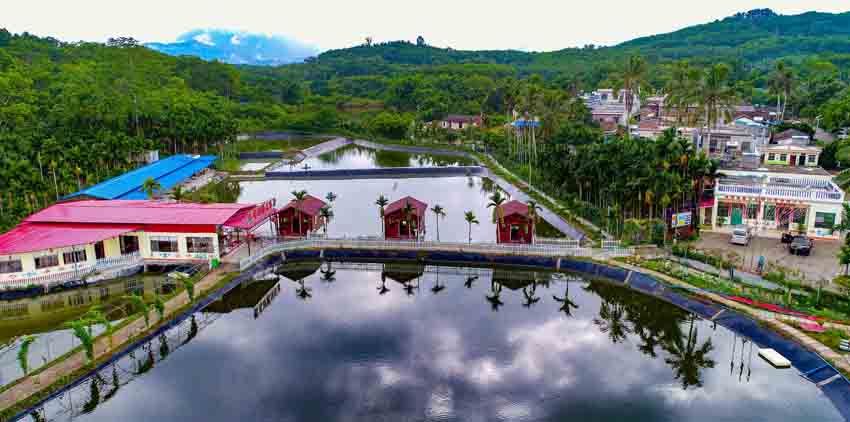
left=729, top=226, right=751, bottom=246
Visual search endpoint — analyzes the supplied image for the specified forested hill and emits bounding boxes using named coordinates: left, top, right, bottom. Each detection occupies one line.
left=308, top=8, right=850, bottom=75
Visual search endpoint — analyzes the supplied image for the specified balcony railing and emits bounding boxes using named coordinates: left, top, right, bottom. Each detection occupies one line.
left=0, top=253, right=143, bottom=291
left=716, top=184, right=844, bottom=202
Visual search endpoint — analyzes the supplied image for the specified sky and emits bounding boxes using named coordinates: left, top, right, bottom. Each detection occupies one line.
left=4, top=0, right=850, bottom=52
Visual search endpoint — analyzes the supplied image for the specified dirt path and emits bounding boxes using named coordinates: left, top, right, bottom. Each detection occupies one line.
left=0, top=268, right=231, bottom=412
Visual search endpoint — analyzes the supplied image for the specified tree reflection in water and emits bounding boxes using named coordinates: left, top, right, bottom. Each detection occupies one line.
left=486, top=280, right=504, bottom=312
left=586, top=280, right=716, bottom=389
left=377, top=273, right=390, bottom=295
left=295, top=280, right=312, bottom=301
left=320, top=262, right=336, bottom=284
left=553, top=283, right=579, bottom=317
left=522, top=283, right=540, bottom=308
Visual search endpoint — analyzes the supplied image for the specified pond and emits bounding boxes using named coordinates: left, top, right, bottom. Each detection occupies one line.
left=238, top=176, right=565, bottom=241
left=281, top=145, right=476, bottom=172
left=22, top=261, right=844, bottom=421
left=0, top=275, right=174, bottom=386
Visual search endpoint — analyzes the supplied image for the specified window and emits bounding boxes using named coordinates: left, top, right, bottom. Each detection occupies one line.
left=763, top=204, right=776, bottom=221
left=187, top=237, right=214, bottom=254
left=95, top=241, right=105, bottom=260
left=767, top=153, right=776, bottom=161
left=34, top=255, right=59, bottom=270
left=150, top=236, right=178, bottom=253
left=746, top=203, right=758, bottom=219
left=120, top=235, right=139, bottom=255
left=809, top=154, right=818, bottom=165
left=0, top=303, right=29, bottom=319
left=815, top=212, right=836, bottom=229
left=63, top=249, right=87, bottom=264
left=0, top=260, right=22, bottom=274
left=799, top=155, right=806, bottom=165
left=780, top=154, right=788, bottom=162
left=793, top=209, right=808, bottom=225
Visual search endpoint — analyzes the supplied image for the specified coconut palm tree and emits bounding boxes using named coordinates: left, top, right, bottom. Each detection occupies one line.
left=401, top=201, right=417, bottom=240
left=663, top=315, right=716, bottom=390
left=486, top=280, right=504, bottom=312
left=431, top=204, right=446, bottom=241
left=376, top=194, right=389, bottom=238
left=171, top=185, right=187, bottom=202
left=522, top=283, right=540, bottom=308
left=377, top=274, right=390, bottom=295
left=526, top=200, right=541, bottom=241
left=769, top=61, right=794, bottom=120
left=696, top=64, right=738, bottom=154
left=142, top=177, right=161, bottom=199
left=464, top=211, right=479, bottom=244
left=318, top=205, right=334, bottom=236
left=291, top=190, right=308, bottom=235
left=553, top=283, right=579, bottom=317
left=487, top=191, right=507, bottom=242
left=615, top=55, right=648, bottom=128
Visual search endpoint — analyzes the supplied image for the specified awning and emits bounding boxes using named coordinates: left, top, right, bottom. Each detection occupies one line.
left=0, top=223, right=140, bottom=255
left=225, top=199, right=278, bottom=231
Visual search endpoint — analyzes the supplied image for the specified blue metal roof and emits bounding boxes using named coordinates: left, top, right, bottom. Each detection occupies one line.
left=511, top=120, right=541, bottom=128
left=65, top=155, right=217, bottom=200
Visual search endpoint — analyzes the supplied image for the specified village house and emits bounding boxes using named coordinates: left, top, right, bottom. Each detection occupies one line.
left=439, top=115, right=482, bottom=131
left=383, top=196, right=427, bottom=240
left=496, top=200, right=534, bottom=244
left=277, top=195, right=327, bottom=237
left=705, top=166, right=844, bottom=240
left=0, top=199, right=277, bottom=290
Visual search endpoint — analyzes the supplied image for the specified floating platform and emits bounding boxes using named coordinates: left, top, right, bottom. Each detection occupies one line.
left=759, top=348, right=791, bottom=368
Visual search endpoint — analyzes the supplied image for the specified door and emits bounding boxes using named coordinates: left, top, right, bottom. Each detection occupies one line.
left=731, top=208, right=743, bottom=226
left=95, top=241, right=105, bottom=260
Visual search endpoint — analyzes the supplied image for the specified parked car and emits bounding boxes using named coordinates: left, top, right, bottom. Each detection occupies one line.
left=167, top=264, right=201, bottom=280
left=788, top=235, right=813, bottom=256
left=780, top=232, right=794, bottom=244
left=729, top=226, right=752, bottom=246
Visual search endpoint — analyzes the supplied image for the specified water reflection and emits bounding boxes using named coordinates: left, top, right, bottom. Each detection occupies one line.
left=295, top=145, right=476, bottom=171
left=22, top=262, right=844, bottom=422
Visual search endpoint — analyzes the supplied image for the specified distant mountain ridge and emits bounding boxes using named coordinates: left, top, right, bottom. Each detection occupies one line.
left=146, top=29, right=317, bottom=66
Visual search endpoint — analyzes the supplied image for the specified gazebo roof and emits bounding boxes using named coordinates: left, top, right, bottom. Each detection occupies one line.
left=384, top=196, right=427, bottom=218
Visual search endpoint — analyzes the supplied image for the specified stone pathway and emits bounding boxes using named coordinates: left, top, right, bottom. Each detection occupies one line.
left=0, top=268, right=231, bottom=412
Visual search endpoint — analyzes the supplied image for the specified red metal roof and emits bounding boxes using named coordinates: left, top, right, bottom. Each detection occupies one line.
left=225, top=200, right=278, bottom=230
left=280, top=195, right=327, bottom=217
left=0, top=223, right=140, bottom=255
left=385, top=196, right=427, bottom=218
left=501, top=200, right=529, bottom=218
left=25, top=200, right=254, bottom=226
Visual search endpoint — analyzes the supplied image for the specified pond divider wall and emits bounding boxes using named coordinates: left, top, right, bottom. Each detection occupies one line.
left=264, top=165, right=485, bottom=180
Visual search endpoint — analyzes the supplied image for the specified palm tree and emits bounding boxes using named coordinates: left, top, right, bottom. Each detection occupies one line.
left=376, top=194, right=389, bottom=238
left=526, top=200, right=541, bottom=242
left=769, top=61, right=794, bottom=120
left=325, top=192, right=337, bottom=203
left=377, top=274, right=390, bottom=295
left=615, top=55, right=648, bottom=128
left=295, top=279, right=312, bottom=300
left=663, top=315, right=716, bottom=389
left=291, top=190, right=308, bottom=236
left=553, top=283, right=579, bottom=317
left=142, top=177, right=161, bottom=199
left=171, top=185, right=187, bottom=202
left=464, top=211, right=479, bottom=244
left=431, top=204, right=446, bottom=241
left=487, top=190, right=507, bottom=242
left=318, top=205, right=334, bottom=236
left=522, top=284, right=540, bottom=308
left=486, top=280, right=504, bottom=312
left=696, top=64, right=738, bottom=154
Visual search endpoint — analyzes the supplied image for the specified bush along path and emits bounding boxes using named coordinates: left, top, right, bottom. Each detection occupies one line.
left=0, top=268, right=234, bottom=415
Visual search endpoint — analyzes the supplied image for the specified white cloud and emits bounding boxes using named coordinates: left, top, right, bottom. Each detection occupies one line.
left=230, top=34, right=241, bottom=45
left=3, top=0, right=850, bottom=52
left=193, top=32, right=214, bottom=46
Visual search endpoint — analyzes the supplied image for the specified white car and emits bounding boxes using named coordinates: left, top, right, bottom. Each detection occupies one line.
left=729, top=226, right=751, bottom=246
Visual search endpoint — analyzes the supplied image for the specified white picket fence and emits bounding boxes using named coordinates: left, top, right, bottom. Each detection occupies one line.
left=238, top=238, right=633, bottom=271
left=0, top=253, right=143, bottom=291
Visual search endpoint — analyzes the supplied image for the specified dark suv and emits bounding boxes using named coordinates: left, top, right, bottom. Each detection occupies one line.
left=788, top=235, right=813, bottom=256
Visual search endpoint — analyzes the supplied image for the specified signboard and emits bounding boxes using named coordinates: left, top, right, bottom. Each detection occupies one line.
left=670, top=212, right=692, bottom=228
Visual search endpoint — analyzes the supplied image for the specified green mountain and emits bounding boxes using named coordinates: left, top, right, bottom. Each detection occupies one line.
left=302, top=8, right=850, bottom=77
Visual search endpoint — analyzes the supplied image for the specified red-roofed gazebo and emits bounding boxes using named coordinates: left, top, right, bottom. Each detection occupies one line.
left=497, top=200, right=534, bottom=244
left=277, top=195, right=327, bottom=237
left=383, top=196, right=427, bottom=240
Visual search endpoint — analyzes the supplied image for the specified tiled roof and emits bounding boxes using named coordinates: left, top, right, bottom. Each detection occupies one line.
left=385, top=196, right=427, bottom=217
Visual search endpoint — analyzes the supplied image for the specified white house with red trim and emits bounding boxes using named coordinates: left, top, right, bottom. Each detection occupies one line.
left=0, top=199, right=276, bottom=290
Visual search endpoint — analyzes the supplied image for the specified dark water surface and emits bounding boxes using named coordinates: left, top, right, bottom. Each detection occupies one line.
left=25, top=263, right=843, bottom=422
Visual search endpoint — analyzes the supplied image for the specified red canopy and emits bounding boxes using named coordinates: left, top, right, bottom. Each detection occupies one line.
left=0, top=223, right=140, bottom=255
left=500, top=200, right=529, bottom=218
left=225, top=199, right=279, bottom=230
left=385, top=196, right=427, bottom=218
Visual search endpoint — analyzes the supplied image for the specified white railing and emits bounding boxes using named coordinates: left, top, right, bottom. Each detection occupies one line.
left=0, top=253, right=143, bottom=291
left=238, top=238, right=634, bottom=271
left=717, top=183, right=844, bottom=203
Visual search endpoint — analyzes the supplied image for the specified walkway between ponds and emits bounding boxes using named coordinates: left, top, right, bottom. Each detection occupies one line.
left=256, top=137, right=586, bottom=239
